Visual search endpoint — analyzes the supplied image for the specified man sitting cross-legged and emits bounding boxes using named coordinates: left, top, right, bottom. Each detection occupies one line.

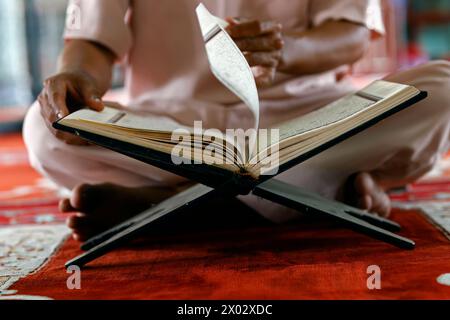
left=23, top=0, right=450, bottom=241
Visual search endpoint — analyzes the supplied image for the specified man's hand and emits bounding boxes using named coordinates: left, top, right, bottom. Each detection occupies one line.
left=226, top=18, right=284, bottom=88
left=38, top=70, right=104, bottom=145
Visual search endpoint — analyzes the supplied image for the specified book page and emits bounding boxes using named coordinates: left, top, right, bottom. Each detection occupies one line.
left=196, top=4, right=260, bottom=157
left=276, top=94, right=375, bottom=141
left=273, top=80, right=409, bottom=142
left=63, top=107, right=187, bottom=133
left=61, top=106, right=246, bottom=164
left=361, top=79, right=410, bottom=98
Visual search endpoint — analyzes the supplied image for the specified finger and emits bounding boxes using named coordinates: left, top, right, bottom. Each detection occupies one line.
left=234, top=33, right=284, bottom=52
left=226, top=18, right=282, bottom=38
left=80, top=83, right=104, bottom=111
left=244, top=51, right=281, bottom=67
left=38, top=89, right=90, bottom=145
left=68, top=81, right=104, bottom=112
left=49, top=91, right=68, bottom=119
left=44, top=80, right=69, bottom=118
left=38, top=93, right=53, bottom=122
left=38, top=93, right=60, bottom=132
left=253, top=67, right=276, bottom=88
left=85, top=95, right=104, bottom=112
left=102, top=101, right=124, bottom=109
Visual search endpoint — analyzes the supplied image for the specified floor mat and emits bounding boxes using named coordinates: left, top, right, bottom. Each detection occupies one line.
left=0, top=134, right=66, bottom=225
left=391, top=154, right=450, bottom=238
left=0, top=134, right=69, bottom=295
left=0, top=225, right=69, bottom=295
left=9, top=210, right=450, bottom=299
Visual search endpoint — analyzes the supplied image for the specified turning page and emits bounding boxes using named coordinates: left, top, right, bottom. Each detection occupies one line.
left=195, top=3, right=260, bottom=157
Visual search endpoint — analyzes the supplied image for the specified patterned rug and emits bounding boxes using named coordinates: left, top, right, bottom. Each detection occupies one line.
left=390, top=156, right=450, bottom=239
left=0, top=134, right=69, bottom=299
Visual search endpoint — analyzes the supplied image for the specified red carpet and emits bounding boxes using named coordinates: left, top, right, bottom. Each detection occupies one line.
left=0, top=134, right=64, bottom=225
left=2, top=133, right=450, bottom=299
left=10, top=210, right=450, bottom=299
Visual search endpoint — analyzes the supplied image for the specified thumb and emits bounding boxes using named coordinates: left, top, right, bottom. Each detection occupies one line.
left=81, top=86, right=104, bottom=112
left=86, top=95, right=104, bottom=112
left=225, top=17, right=239, bottom=26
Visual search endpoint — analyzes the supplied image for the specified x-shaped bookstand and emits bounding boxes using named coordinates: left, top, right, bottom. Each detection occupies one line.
left=66, top=179, right=414, bottom=268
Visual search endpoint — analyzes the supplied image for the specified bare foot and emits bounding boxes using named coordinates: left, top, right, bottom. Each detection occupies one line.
left=340, top=172, right=391, bottom=217
left=59, top=183, right=177, bottom=242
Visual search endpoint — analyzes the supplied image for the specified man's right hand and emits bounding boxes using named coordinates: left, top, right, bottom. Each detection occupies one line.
left=38, top=70, right=105, bottom=145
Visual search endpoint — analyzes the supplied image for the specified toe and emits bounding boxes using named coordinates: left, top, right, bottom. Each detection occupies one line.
left=358, top=173, right=391, bottom=217
left=352, top=172, right=392, bottom=216
left=72, top=232, right=91, bottom=242
left=59, top=198, right=76, bottom=213
left=70, top=183, right=97, bottom=212
left=72, top=227, right=99, bottom=242
left=354, top=172, right=375, bottom=196
left=358, top=194, right=372, bottom=211
left=352, top=172, right=374, bottom=210
left=67, top=213, right=103, bottom=230
left=371, top=192, right=391, bottom=217
left=67, top=214, right=100, bottom=242
left=66, top=213, right=89, bottom=229
left=72, top=233, right=83, bottom=242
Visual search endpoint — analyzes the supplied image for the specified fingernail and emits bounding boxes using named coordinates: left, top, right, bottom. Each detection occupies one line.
left=57, top=112, right=63, bottom=119
left=92, top=96, right=104, bottom=110
left=92, top=96, right=102, bottom=102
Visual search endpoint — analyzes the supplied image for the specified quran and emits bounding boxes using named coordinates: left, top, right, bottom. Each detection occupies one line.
left=55, top=80, right=423, bottom=180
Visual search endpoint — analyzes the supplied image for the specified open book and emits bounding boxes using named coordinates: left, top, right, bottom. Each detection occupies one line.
left=54, top=4, right=425, bottom=183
